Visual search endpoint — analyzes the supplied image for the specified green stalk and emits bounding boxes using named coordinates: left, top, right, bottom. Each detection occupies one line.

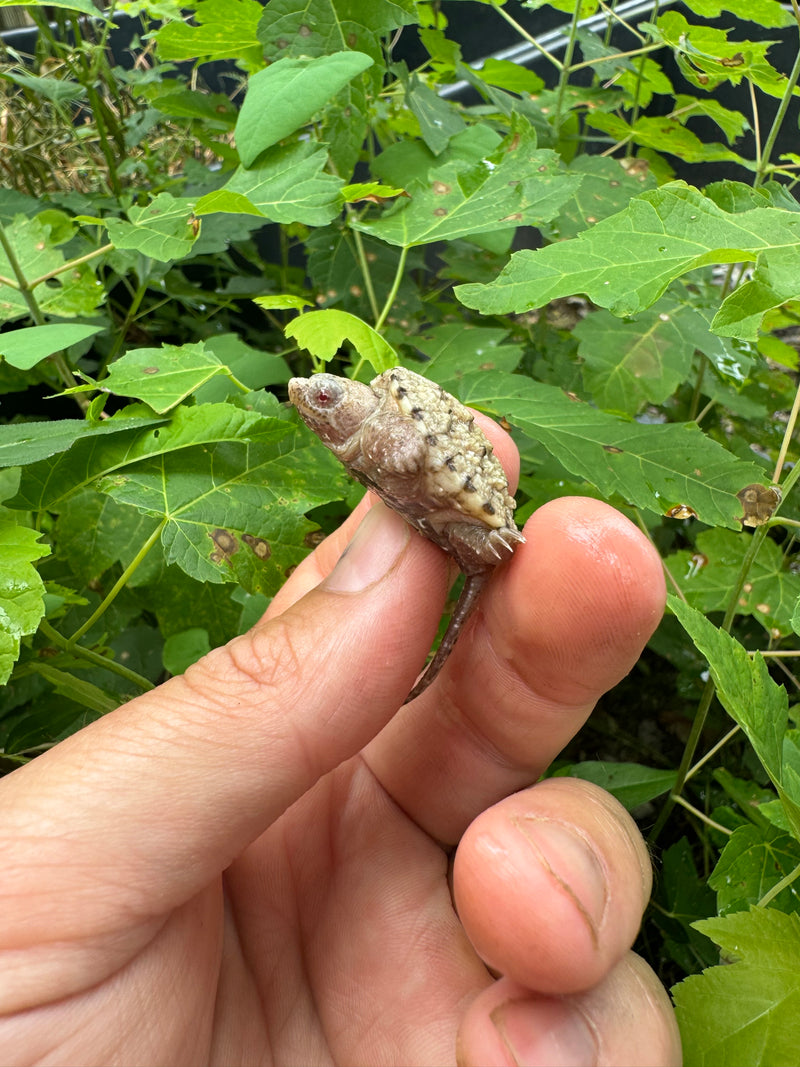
left=374, top=244, right=409, bottom=333
left=0, top=221, right=88, bottom=408
left=38, top=619, right=155, bottom=692
left=490, top=0, right=563, bottom=71
left=68, top=520, right=166, bottom=645
left=351, top=224, right=381, bottom=323
left=755, top=56, right=800, bottom=186
left=758, top=861, right=800, bottom=908
left=649, top=527, right=769, bottom=844
left=553, top=1, right=583, bottom=132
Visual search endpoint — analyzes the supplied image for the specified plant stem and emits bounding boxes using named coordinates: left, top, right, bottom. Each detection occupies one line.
left=673, top=794, right=732, bottom=835
left=685, top=725, right=740, bottom=782
left=553, top=1, right=583, bottom=131
left=758, top=861, right=800, bottom=908
left=351, top=225, right=381, bottom=322
left=772, top=375, right=800, bottom=484
left=374, top=244, right=409, bottom=333
left=754, top=4, right=800, bottom=188
left=489, top=0, right=563, bottom=71
left=569, top=42, right=662, bottom=75
left=98, top=275, right=147, bottom=376
left=28, top=243, right=114, bottom=288
left=0, top=221, right=88, bottom=409
left=68, top=520, right=166, bottom=645
left=649, top=526, right=769, bottom=844
left=38, top=618, right=155, bottom=692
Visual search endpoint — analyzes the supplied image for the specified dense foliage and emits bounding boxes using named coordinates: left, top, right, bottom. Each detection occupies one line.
left=1, top=0, right=800, bottom=1061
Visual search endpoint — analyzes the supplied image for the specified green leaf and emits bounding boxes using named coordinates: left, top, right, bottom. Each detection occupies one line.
left=0, top=508, right=50, bottom=685
left=354, top=124, right=582, bottom=248
left=199, top=335, right=292, bottom=401
left=714, top=247, right=800, bottom=340
left=667, top=529, right=800, bottom=637
left=668, top=595, right=800, bottom=840
left=0, top=414, right=165, bottom=470
left=83, top=342, right=229, bottom=413
left=154, top=0, right=264, bottom=69
left=673, top=908, right=800, bottom=1067
left=0, top=0, right=109, bottom=16
left=649, top=12, right=792, bottom=98
left=162, top=628, right=211, bottom=674
left=615, top=58, right=673, bottom=108
left=258, top=0, right=417, bottom=63
left=541, top=155, right=658, bottom=242
left=575, top=296, right=705, bottom=415
left=149, top=88, right=238, bottom=129
left=405, top=75, right=466, bottom=155
left=558, top=761, right=677, bottom=809
left=456, top=371, right=765, bottom=529
left=0, top=71, right=85, bottom=102
left=477, top=56, right=544, bottom=95
left=97, top=421, right=346, bottom=595
left=105, top=193, right=199, bottom=262
left=0, top=323, right=103, bottom=370
left=411, top=323, right=523, bottom=392
left=253, top=294, right=314, bottom=312
left=0, top=216, right=104, bottom=325
left=33, top=664, right=119, bottom=715
left=234, top=52, right=373, bottom=168
left=373, top=124, right=504, bottom=191
left=651, top=839, right=718, bottom=975
left=285, top=309, right=399, bottom=372
left=340, top=182, right=405, bottom=203
left=673, top=94, right=749, bottom=146
left=197, top=142, right=342, bottom=227
left=457, top=182, right=800, bottom=340
left=12, top=405, right=283, bottom=511
left=586, top=113, right=747, bottom=166
left=688, top=0, right=795, bottom=25
left=710, top=823, right=800, bottom=915
left=55, top=490, right=155, bottom=584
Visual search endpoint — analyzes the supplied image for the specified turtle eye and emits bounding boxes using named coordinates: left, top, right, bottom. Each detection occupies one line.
left=310, top=377, right=342, bottom=409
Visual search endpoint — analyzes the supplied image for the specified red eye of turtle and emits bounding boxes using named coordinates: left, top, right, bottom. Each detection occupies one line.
left=316, top=389, right=331, bottom=404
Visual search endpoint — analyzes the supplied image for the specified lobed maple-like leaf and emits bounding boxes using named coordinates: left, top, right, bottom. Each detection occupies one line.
left=457, top=182, right=800, bottom=340
left=673, top=907, right=800, bottom=1066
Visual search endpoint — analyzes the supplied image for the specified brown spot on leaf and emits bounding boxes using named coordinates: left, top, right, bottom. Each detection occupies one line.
left=603, top=445, right=624, bottom=454
left=433, top=181, right=451, bottom=195
left=142, top=366, right=160, bottom=375
left=433, top=207, right=448, bottom=217
left=209, top=528, right=238, bottom=559
left=737, top=483, right=781, bottom=527
left=666, top=504, right=698, bottom=520
left=721, top=53, right=744, bottom=67
left=500, top=212, right=523, bottom=222
left=298, top=24, right=311, bottom=36
left=304, top=530, right=326, bottom=548
left=242, top=534, right=271, bottom=560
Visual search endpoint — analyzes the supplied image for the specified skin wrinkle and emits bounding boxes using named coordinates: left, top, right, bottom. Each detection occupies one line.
left=511, top=814, right=608, bottom=951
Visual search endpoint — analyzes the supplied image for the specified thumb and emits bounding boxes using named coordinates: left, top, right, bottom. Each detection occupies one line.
left=1, top=504, right=446, bottom=941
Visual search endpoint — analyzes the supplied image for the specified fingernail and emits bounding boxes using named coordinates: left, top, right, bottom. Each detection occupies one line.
left=513, top=815, right=608, bottom=943
left=322, top=503, right=409, bottom=593
left=491, top=998, right=598, bottom=1067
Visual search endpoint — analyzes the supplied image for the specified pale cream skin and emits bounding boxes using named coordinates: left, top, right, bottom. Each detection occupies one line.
left=0, top=414, right=681, bottom=1067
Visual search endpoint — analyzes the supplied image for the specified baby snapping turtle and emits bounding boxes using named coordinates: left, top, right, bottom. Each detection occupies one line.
left=289, top=366, right=525, bottom=702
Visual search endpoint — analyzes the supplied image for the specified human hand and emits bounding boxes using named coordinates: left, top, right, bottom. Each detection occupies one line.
left=0, top=417, right=680, bottom=1066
